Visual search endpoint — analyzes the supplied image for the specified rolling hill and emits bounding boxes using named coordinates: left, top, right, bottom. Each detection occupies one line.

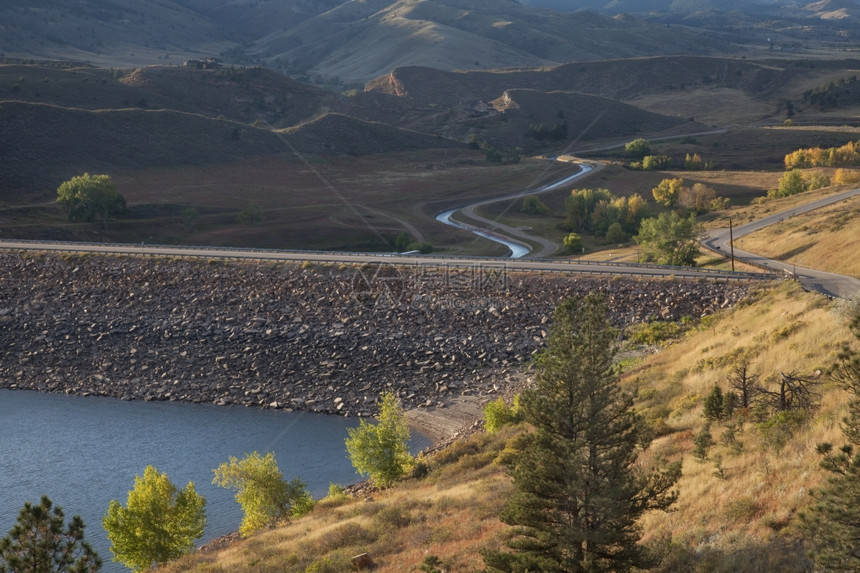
left=1, top=0, right=738, bottom=83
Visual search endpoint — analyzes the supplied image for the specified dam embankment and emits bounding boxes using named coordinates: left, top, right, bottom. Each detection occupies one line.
left=0, top=252, right=753, bottom=415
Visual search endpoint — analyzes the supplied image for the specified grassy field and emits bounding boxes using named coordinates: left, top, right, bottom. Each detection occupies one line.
left=0, top=152, right=575, bottom=255
left=156, top=281, right=858, bottom=572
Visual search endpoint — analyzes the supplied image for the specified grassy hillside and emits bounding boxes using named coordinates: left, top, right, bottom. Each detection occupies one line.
left=736, top=192, right=860, bottom=277
left=0, top=0, right=743, bottom=83
left=154, top=280, right=859, bottom=572
left=239, top=0, right=736, bottom=82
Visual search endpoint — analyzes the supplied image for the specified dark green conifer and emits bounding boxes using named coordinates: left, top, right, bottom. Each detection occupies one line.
left=0, top=495, right=101, bottom=573
left=483, top=294, right=680, bottom=573
left=801, top=302, right=860, bottom=570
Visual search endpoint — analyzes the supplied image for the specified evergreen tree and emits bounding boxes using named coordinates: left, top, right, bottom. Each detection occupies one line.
left=800, top=305, right=860, bottom=570
left=0, top=496, right=101, bottom=573
left=703, top=385, right=725, bottom=421
left=483, top=294, right=681, bottom=573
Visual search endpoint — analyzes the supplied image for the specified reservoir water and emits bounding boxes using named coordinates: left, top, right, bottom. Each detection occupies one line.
left=0, top=389, right=430, bottom=571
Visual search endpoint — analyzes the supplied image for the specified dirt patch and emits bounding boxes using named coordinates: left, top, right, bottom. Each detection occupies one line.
left=406, top=396, right=487, bottom=444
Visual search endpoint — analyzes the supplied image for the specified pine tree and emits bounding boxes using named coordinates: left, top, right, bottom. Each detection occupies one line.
left=800, top=305, right=860, bottom=570
left=0, top=495, right=101, bottom=573
left=703, top=385, right=725, bottom=421
left=483, top=294, right=681, bottom=573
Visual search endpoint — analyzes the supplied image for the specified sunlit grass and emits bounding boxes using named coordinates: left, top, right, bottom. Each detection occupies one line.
left=161, top=282, right=857, bottom=572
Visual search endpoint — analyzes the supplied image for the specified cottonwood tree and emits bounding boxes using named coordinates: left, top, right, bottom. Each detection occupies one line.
left=345, top=392, right=413, bottom=488
left=651, top=177, right=684, bottom=207
left=0, top=496, right=101, bottom=573
left=56, top=174, right=126, bottom=229
left=624, top=137, right=651, bottom=159
left=212, top=451, right=314, bottom=536
left=635, top=211, right=703, bottom=266
left=483, top=294, right=681, bottom=572
left=103, top=466, right=206, bottom=572
left=801, top=304, right=860, bottom=570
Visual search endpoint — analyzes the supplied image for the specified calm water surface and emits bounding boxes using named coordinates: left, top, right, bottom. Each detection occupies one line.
left=0, top=389, right=429, bottom=571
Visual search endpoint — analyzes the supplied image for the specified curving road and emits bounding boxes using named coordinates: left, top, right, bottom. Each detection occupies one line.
left=702, top=188, right=860, bottom=299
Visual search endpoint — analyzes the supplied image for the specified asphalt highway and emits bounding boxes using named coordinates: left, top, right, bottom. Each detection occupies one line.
left=0, top=238, right=772, bottom=283
left=702, top=188, right=860, bottom=299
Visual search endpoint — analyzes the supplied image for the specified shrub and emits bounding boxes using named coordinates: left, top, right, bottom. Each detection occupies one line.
left=483, top=396, right=521, bottom=433
left=520, top=195, right=549, bottom=215
left=693, top=423, right=714, bottom=461
left=628, top=320, right=690, bottom=345
left=757, top=410, right=808, bottom=451
left=625, top=138, right=651, bottom=159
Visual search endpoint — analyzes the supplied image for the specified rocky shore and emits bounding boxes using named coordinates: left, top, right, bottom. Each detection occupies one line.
left=0, top=252, right=754, bottom=417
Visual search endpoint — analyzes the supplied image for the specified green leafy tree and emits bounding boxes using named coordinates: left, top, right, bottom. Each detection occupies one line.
left=236, top=202, right=261, bottom=224
left=56, top=174, right=126, bottom=229
left=394, top=232, right=413, bottom=252
left=180, top=207, right=199, bottom=232
left=484, top=396, right=521, bottom=433
left=625, top=138, right=651, bottom=160
left=520, top=195, right=549, bottom=215
left=0, top=496, right=101, bottom=573
left=800, top=305, right=860, bottom=570
left=212, top=451, right=314, bottom=536
left=345, top=392, right=413, bottom=488
left=641, top=154, right=671, bottom=171
left=651, top=177, right=685, bottom=207
left=778, top=169, right=807, bottom=197
left=635, top=211, right=703, bottom=266
left=562, top=232, right=583, bottom=254
left=605, top=221, right=627, bottom=244
left=482, top=294, right=681, bottom=572
left=103, top=466, right=206, bottom=572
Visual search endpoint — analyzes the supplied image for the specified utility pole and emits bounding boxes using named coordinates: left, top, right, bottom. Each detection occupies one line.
left=729, top=217, right=735, bottom=272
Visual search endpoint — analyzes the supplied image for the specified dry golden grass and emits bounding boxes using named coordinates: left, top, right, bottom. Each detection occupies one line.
left=633, top=281, right=855, bottom=570
left=160, top=428, right=518, bottom=573
left=158, top=282, right=857, bottom=572
left=735, top=193, right=860, bottom=278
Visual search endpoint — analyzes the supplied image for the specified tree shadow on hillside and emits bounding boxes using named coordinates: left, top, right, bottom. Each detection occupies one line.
left=656, top=537, right=813, bottom=573
left=773, top=242, right=815, bottom=262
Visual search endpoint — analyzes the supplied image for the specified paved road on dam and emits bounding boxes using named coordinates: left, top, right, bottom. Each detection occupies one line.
left=0, top=238, right=772, bottom=283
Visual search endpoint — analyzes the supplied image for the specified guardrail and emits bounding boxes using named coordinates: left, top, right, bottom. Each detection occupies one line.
left=0, top=239, right=779, bottom=282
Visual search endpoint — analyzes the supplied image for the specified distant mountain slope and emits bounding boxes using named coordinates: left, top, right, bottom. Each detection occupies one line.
left=249, top=0, right=734, bottom=81
left=519, top=0, right=859, bottom=17
left=0, top=95, right=464, bottom=192
left=281, top=113, right=467, bottom=155
left=0, top=0, right=232, bottom=67
left=364, top=56, right=786, bottom=105
left=1, top=0, right=736, bottom=82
